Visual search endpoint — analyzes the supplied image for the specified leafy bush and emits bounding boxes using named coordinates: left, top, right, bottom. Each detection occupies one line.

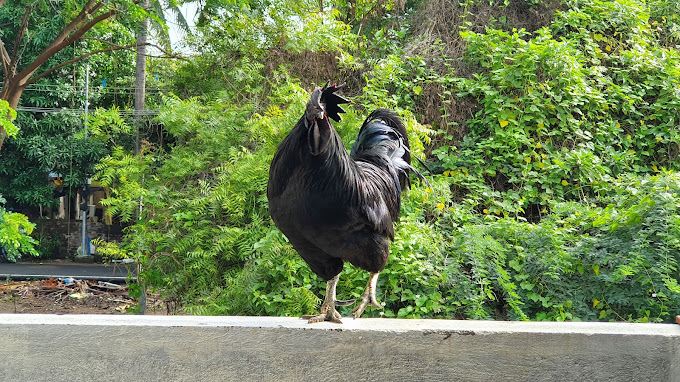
left=0, top=100, right=18, bottom=141
left=435, top=0, right=680, bottom=221
left=0, top=196, right=38, bottom=262
left=455, top=173, right=680, bottom=322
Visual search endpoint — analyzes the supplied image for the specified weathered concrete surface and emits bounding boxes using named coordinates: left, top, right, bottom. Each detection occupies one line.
left=0, top=314, right=678, bottom=382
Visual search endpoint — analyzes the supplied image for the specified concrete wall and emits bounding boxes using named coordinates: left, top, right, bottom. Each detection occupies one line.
left=0, top=314, right=678, bottom=382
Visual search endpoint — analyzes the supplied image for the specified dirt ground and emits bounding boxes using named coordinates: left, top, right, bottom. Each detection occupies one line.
left=0, top=278, right=173, bottom=315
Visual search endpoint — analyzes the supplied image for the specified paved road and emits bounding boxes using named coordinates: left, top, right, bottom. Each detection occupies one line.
left=0, top=260, right=136, bottom=282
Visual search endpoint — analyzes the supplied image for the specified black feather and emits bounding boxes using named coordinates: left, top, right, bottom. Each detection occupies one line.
left=351, top=109, right=429, bottom=189
left=267, top=85, right=423, bottom=283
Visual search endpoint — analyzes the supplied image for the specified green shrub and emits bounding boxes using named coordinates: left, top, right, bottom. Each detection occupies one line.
left=429, top=173, right=680, bottom=322
left=0, top=196, right=38, bottom=262
left=433, top=0, right=680, bottom=221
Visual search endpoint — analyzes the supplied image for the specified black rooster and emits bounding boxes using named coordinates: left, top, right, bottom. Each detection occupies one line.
left=267, top=82, right=424, bottom=323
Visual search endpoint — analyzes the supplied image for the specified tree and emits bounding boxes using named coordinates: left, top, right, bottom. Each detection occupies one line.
left=0, top=0, right=151, bottom=152
left=0, top=1, right=188, bottom=212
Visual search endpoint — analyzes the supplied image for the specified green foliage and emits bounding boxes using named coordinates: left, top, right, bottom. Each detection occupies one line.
left=435, top=0, right=680, bottom=220
left=437, top=173, right=680, bottom=322
left=82, top=108, right=134, bottom=146
left=0, top=110, right=107, bottom=208
left=173, top=1, right=353, bottom=101
left=0, top=100, right=18, bottom=139
left=89, top=0, right=680, bottom=323
left=0, top=0, right=141, bottom=209
left=0, top=196, right=38, bottom=262
left=95, top=146, right=150, bottom=223
left=33, top=232, right=61, bottom=259
left=93, top=81, right=296, bottom=307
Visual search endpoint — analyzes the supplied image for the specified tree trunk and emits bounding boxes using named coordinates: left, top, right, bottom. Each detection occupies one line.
left=134, top=0, right=149, bottom=156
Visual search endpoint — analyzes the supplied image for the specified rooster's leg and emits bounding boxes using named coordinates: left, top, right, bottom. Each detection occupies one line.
left=352, top=272, right=383, bottom=319
left=302, top=274, right=345, bottom=324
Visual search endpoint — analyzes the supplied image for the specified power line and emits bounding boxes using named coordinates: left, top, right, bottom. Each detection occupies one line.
left=22, top=89, right=163, bottom=97
left=24, top=84, right=168, bottom=93
left=6, top=82, right=164, bottom=115
left=22, top=89, right=165, bottom=97
left=16, top=106, right=159, bottom=116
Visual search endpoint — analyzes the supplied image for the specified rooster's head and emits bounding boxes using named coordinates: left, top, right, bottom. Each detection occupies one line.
left=303, top=81, right=350, bottom=156
left=305, top=86, right=326, bottom=125
left=305, top=81, right=350, bottom=128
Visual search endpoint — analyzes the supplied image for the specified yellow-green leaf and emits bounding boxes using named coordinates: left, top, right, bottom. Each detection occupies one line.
left=499, top=120, right=509, bottom=128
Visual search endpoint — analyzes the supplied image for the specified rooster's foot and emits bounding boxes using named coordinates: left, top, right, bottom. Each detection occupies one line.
left=351, top=292, right=382, bottom=319
left=301, top=274, right=348, bottom=324
left=352, top=272, right=383, bottom=319
left=301, top=303, right=344, bottom=324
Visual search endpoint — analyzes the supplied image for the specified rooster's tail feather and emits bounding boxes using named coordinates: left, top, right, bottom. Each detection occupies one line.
left=350, top=109, right=428, bottom=190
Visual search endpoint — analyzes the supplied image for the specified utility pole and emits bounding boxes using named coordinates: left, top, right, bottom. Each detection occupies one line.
left=80, top=65, right=90, bottom=258
left=134, top=0, right=149, bottom=155
left=135, top=3, right=149, bottom=313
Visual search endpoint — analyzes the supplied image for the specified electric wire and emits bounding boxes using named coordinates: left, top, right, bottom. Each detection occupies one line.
left=16, top=83, right=164, bottom=115
left=16, top=106, right=159, bottom=115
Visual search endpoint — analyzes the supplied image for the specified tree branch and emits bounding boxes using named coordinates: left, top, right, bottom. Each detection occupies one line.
left=0, top=34, right=10, bottom=77
left=59, top=5, right=112, bottom=48
left=16, top=1, right=111, bottom=83
left=52, top=0, right=99, bottom=46
left=9, top=6, right=32, bottom=73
